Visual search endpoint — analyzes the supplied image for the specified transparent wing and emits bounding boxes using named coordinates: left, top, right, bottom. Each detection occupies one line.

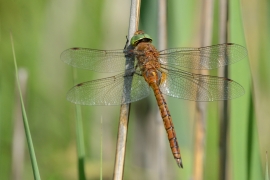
left=159, top=43, right=247, bottom=70
left=61, top=48, right=135, bottom=72
left=159, top=67, right=245, bottom=101
left=66, top=73, right=150, bottom=105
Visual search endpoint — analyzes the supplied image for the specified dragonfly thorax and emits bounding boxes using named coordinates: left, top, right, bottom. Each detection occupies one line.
left=134, top=42, right=160, bottom=72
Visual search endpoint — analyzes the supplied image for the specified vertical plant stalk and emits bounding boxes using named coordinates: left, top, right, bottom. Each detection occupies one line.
left=113, top=0, right=141, bottom=179
left=157, top=0, right=167, bottom=178
left=73, top=68, right=86, bottom=180
left=266, top=152, right=269, bottom=180
left=10, top=32, right=41, bottom=180
left=75, top=105, right=86, bottom=180
left=100, top=117, right=103, bottom=180
left=218, top=0, right=229, bottom=180
left=193, top=1, right=213, bottom=179
left=12, top=69, right=28, bottom=180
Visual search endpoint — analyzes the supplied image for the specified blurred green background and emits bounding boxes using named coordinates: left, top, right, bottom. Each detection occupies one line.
left=0, top=0, right=269, bottom=179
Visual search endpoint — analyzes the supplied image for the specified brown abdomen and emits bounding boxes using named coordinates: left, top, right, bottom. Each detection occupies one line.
left=150, top=83, right=183, bottom=168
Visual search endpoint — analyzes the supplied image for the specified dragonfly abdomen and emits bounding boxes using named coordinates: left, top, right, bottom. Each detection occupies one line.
left=150, top=83, right=183, bottom=168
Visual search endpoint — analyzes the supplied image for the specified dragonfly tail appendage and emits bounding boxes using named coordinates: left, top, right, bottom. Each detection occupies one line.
left=151, top=84, right=183, bottom=168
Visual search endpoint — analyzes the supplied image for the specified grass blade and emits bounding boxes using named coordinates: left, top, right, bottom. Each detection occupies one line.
left=73, top=69, right=86, bottom=180
left=100, top=117, right=103, bottom=180
left=230, top=1, right=263, bottom=179
left=266, top=152, right=269, bottom=180
left=11, top=69, right=28, bottom=180
left=75, top=104, right=86, bottom=180
left=246, top=88, right=263, bottom=180
left=10, top=32, right=41, bottom=180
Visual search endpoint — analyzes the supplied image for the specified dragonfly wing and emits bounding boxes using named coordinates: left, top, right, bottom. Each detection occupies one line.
left=159, top=68, right=245, bottom=101
left=66, top=73, right=150, bottom=105
left=61, top=48, right=135, bottom=72
left=159, top=43, right=247, bottom=69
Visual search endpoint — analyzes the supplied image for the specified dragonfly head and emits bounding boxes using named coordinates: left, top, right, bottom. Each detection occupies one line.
left=131, top=30, right=152, bottom=46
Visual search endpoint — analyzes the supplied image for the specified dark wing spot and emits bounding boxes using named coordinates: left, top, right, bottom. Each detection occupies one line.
left=77, top=83, right=84, bottom=86
left=72, top=47, right=80, bottom=50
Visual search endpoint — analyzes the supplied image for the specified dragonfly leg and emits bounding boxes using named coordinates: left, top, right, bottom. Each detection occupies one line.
left=124, top=35, right=129, bottom=49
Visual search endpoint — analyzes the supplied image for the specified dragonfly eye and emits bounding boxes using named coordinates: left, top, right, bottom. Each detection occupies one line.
left=131, top=33, right=152, bottom=46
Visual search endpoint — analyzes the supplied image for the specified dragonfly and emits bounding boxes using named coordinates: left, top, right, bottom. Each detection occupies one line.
left=61, top=30, right=247, bottom=168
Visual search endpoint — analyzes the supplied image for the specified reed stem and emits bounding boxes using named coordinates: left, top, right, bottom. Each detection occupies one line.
left=112, top=1, right=141, bottom=179
left=218, top=1, right=229, bottom=180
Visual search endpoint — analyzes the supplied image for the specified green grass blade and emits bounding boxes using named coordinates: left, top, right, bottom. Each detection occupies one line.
left=230, top=1, right=252, bottom=179
left=246, top=89, right=263, bottom=180
left=10, top=32, right=41, bottom=180
left=230, top=1, right=263, bottom=175
left=266, top=152, right=269, bottom=180
left=75, top=104, right=86, bottom=180
left=100, top=117, right=103, bottom=180
left=73, top=69, right=86, bottom=180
